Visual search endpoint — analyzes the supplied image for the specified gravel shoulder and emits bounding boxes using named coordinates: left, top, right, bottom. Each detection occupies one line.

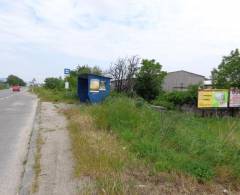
left=20, top=102, right=81, bottom=195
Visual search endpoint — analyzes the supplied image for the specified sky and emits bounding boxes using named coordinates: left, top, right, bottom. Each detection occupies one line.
left=0, top=0, right=240, bottom=82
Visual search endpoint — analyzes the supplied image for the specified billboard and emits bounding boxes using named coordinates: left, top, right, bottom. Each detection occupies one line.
left=198, top=89, right=229, bottom=108
left=229, top=88, right=240, bottom=107
left=90, top=79, right=99, bottom=92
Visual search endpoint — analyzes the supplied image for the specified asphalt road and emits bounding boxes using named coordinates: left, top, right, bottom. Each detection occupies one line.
left=0, top=88, right=38, bottom=195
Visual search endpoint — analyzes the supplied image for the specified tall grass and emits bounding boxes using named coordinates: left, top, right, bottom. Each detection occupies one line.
left=0, top=83, right=8, bottom=90
left=64, top=108, right=144, bottom=194
left=32, top=87, right=78, bottom=104
left=88, top=96, right=240, bottom=186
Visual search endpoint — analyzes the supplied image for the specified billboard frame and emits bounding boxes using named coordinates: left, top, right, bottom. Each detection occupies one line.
left=198, top=89, right=229, bottom=109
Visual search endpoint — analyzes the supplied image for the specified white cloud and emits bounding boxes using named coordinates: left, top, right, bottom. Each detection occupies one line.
left=0, top=0, right=240, bottom=81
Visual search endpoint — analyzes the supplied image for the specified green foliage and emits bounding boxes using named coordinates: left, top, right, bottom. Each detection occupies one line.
left=66, top=65, right=102, bottom=93
left=0, top=83, right=8, bottom=90
left=7, top=75, right=26, bottom=86
left=135, top=97, right=146, bottom=108
left=153, top=85, right=199, bottom=109
left=75, top=65, right=102, bottom=75
left=44, top=77, right=64, bottom=90
left=152, top=98, right=175, bottom=110
left=88, top=96, right=240, bottom=183
left=212, top=49, right=240, bottom=88
left=184, top=161, right=214, bottom=182
left=33, top=87, right=78, bottom=103
left=165, top=85, right=198, bottom=106
left=135, top=59, right=166, bottom=101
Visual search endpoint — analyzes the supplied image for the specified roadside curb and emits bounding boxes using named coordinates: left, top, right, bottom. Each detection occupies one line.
left=19, top=99, right=40, bottom=195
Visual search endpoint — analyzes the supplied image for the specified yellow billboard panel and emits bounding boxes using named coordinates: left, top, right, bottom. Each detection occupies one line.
left=90, top=79, right=99, bottom=92
left=198, top=89, right=229, bottom=108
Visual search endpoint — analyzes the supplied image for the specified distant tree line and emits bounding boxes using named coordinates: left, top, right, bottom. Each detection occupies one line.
left=7, top=75, right=26, bottom=86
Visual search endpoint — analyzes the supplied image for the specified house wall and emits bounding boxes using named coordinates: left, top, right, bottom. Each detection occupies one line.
left=162, top=71, right=205, bottom=92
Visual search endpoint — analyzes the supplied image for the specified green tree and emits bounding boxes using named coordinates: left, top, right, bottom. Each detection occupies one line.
left=135, top=59, right=166, bottom=101
left=66, top=65, right=102, bottom=92
left=212, top=49, right=240, bottom=88
left=75, top=65, right=102, bottom=75
left=163, top=84, right=199, bottom=106
left=91, top=66, right=102, bottom=75
left=44, top=77, right=64, bottom=90
left=7, top=75, right=26, bottom=86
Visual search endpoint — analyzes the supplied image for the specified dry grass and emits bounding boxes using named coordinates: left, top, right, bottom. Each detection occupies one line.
left=64, top=108, right=142, bottom=194
left=32, top=133, right=44, bottom=193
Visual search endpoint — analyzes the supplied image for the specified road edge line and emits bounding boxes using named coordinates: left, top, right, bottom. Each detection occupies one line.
left=18, top=99, right=40, bottom=195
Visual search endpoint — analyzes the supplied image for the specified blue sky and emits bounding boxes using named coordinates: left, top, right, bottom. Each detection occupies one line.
left=0, top=0, right=240, bottom=82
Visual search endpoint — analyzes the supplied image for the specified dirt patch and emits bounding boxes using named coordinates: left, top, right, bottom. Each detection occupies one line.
left=32, top=102, right=84, bottom=195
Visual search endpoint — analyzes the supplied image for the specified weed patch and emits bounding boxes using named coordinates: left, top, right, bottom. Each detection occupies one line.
left=87, top=96, right=240, bottom=187
left=32, top=133, right=44, bottom=193
left=32, top=87, right=78, bottom=104
left=64, top=108, right=144, bottom=194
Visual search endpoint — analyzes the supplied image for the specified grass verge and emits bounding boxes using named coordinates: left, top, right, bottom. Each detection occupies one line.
left=32, top=132, right=44, bottom=193
left=64, top=108, right=145, bottom=194
left=77, top=96, right=240, bottom=189
left=63, top=97, right=240, bottom=194
left=32, top=87, right=78, bottom=104
left=0, top=83, right=8, bottom=90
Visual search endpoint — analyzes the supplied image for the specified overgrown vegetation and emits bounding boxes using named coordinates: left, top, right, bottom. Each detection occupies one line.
left=32, top=133, right=44, bottom=193
left=86, top=96, right=240, bottom=188
left=152, top=85, right=199, bottom=109
left=64, top=108, right=147, bottom=194
left=0, top=83, right=8, bottom=90
left=44, top=77, right=65, bottom=90
left=33, top=87, right=78, bottom=104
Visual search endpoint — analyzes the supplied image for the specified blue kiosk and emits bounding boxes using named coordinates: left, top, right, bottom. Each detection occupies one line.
left=77, top=74, right=111, bottom=103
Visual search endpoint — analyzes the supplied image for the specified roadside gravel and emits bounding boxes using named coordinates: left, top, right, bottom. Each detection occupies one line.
left=20, top=102, right=81, bottom=195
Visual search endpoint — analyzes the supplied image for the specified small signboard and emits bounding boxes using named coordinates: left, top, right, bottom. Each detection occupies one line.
left=198, top=89, right=229, bottom=108
left=65, top=81, right=69, bottom=89
left=64, top=68, right=70, bottom=75
left=89, top=79, right=99, bottom=92
left=229, top=88, right=240, bottom=107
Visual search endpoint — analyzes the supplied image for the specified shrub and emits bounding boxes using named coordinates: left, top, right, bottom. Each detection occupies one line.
left=0, top=83, right=8, bottom=90
left=153, top=85, right=199, bottom=108
left=183, top=161, right=214, bottom=182
left=135, top=97, right=146, bottom=108
left=44, top=77, right=64, bottom=90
